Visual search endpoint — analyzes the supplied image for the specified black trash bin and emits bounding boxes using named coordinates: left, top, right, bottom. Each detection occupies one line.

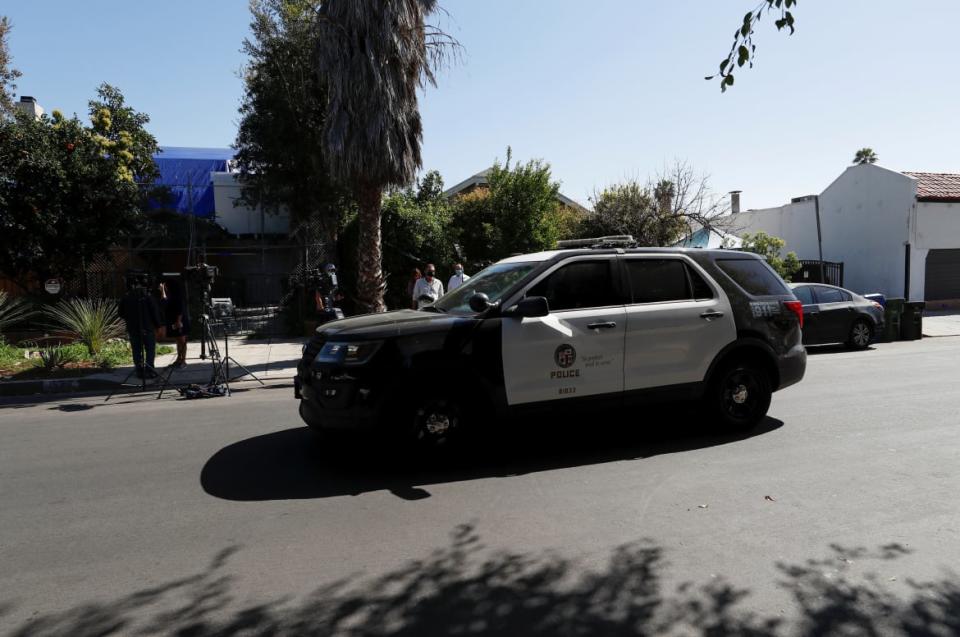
left=883, top=298, right=904, bottom=342
left=900, top=301, right=925, bottom=341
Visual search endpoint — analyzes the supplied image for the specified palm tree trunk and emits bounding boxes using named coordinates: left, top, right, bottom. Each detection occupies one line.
left=355, top=183, right=386, bottom=313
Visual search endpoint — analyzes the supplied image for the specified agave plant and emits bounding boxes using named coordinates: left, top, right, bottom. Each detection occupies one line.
left=0, top=291, right=33, bottom=339
left=44, top=298, right=126, bottom=356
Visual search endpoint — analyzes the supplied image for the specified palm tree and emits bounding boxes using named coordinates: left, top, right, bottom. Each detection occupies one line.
left=316, top=0, right=454, bottom=313
left=853, top=148, right=878, bottom=165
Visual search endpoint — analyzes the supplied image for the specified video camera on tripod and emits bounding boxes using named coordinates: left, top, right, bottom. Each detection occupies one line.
left=183, top=263, right=218, bottom=295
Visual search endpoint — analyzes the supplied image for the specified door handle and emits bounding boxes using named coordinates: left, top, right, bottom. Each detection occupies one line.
left=587, top=321, right=617, bottom=330
left=699, top=311, right=724, bottom=320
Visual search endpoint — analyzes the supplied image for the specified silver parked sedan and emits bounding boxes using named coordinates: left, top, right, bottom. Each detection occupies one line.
left=789, top=283, right=885, bottom=349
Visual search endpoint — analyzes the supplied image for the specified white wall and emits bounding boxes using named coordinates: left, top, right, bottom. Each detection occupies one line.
left=212, top=172, right=290, bottom=236
left=731, top=164, right=918, bottom=299
left=911, top=201, right=960, bottom=302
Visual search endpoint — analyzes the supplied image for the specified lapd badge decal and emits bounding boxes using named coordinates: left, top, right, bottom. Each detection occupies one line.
left=554, top=344, right=576, bottom=368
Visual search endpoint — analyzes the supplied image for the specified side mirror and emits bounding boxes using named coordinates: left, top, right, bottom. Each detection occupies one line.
left=468, top=292, right=492, bottom=313
left=508, top=296, right=549, bottom=318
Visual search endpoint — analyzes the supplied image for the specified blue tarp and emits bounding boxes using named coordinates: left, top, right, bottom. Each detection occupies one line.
left=149, top=146, right=235, bottom=219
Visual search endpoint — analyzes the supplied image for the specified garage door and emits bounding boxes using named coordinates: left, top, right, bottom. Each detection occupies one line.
left=925, top=249, right=960, bottom=301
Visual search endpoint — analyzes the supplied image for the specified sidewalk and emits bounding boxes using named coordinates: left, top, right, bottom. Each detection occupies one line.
left=0, top=337, right=306, bottom=399
left=922, top=311, right=960, bottom=337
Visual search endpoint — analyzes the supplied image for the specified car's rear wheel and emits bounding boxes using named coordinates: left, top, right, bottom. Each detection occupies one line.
left=706, top=360, right=772, bottom=431
left=848, top=319, right=873, bottom=350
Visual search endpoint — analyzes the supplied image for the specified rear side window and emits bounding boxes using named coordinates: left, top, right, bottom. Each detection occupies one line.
left=527, top=260, right=620, bottom=311
left=815, top=287, right=847, bottom=303
left=624, top=259, right=714, bottom=303
left=716, top=258, right=790, bottom=296
left=793, top=286, right=815, bottom=305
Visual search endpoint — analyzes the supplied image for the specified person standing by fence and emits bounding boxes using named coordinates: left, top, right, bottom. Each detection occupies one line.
left=412, top=264, right=443, bottom=309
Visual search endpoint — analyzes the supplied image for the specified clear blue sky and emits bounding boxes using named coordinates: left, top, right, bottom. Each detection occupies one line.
left=6, top=1, right=959, bottom=210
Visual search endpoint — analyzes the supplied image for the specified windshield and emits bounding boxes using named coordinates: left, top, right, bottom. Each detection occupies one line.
left=433, top=261, right=538, bottom=313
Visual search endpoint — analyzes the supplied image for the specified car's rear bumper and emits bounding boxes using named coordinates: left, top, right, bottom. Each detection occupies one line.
left=776, top=342, right=807, bottom=391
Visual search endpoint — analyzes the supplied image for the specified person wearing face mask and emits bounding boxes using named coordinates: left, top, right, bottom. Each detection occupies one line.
left=412, top=263, right=444, bottom=309
left=447, top=263, right=470, bottom=292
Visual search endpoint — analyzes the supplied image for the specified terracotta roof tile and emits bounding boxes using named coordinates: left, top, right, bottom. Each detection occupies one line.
left=903, top=172, right=960, bottom=202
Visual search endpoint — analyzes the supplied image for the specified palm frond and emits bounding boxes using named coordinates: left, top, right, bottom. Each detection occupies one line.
left=0, top=291, right=33, bottom=337
left=43, top=298, right=126, bottom=356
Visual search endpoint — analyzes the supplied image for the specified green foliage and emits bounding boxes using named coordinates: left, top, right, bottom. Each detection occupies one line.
left=341, top=170, right=457, bottom=310
left=0, top=16, right=20, bottom=115
left=853, top=148, right=878, bottom=165
left=740, top=231, right=802, bottom=280
left=708, top=0, right=798, bottom=91
left=35, top=343, right=81, bottom=372
left=0, top=84, right=159, bottom=284
left=581, top=179, right=687, bottom=247
left=234, top=0, right=350, bottom=245
left=0, top=290, right=32, bottom=336
left=0, top=339, right=23, bottom=369
left=452, top=150, right=572, bottom=268
left=43, top=298, right=125, bottom=356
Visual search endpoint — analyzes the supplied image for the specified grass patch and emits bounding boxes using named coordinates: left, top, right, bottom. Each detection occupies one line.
left=0, top=340, right=175, bottom=378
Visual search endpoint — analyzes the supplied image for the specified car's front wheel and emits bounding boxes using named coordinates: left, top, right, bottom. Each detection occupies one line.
left=705, top=360, right=772, bottom=431
left=406, top=394, right=463, bottom=451
left=848, top=319, right=873, bottom=350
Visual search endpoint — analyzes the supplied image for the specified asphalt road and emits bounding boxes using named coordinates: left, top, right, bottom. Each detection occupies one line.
left=2, top=337, right=960, bottom=636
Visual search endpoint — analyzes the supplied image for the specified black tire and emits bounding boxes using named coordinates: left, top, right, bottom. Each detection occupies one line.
left=848, top=319, right=873, bottom=350
left=705, top=360, right=772, bottom=431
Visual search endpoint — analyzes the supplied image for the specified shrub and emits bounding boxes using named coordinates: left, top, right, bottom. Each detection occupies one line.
left=37, top=343, right=79, bottom=372
left=44, top=298, right=126, bottom=356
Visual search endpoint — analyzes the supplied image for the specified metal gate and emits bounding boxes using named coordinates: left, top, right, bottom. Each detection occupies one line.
left=925, top=249, right=960, bottom=301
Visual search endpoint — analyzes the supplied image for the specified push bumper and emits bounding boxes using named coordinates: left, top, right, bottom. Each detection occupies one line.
left=295, top=373, right=381, bottom=430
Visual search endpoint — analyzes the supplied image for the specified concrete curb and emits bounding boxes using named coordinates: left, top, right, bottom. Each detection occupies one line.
left=0, top=376, right=122, bottom=398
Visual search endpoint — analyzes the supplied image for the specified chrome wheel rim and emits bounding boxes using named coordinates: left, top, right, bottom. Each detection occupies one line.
left=414, top=400, right=459, bottom=444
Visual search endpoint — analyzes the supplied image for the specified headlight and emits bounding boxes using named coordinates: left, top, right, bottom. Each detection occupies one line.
left=317, top=341, right=383, bottom=366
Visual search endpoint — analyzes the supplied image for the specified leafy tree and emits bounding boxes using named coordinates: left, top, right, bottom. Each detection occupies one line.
left=452, top=150, right=570, bottom=269
left=707, top=0, right=799, bottom=91
left=315, top=0, right=458, bottom=313
left=0, top=85, right=159, bottom=287
left=740, top=231, right=802, bottom=280
left=583, top=180, right=687, bottom=247
left=853, top=148, right=878, bottom=165
left=0, top=16, right=20, bottom=116
left=583, top=161, right=731, bottom=247
left=234, top=0, right=349, bottom=248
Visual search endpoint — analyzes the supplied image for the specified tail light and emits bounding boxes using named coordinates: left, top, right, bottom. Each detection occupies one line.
left=871, top=301, right=883, bottom=310
left=784, top=300, right=803, bottom=329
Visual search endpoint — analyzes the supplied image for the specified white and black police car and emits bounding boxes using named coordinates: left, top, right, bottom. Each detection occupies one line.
left=295, top=237, right=806, bottom=448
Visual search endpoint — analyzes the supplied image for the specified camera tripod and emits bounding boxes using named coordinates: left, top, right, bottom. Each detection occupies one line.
left=188, top=309, right=264, bottom=397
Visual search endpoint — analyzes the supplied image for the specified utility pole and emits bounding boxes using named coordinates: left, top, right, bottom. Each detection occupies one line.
left=814, top=195, right=825, bottom=283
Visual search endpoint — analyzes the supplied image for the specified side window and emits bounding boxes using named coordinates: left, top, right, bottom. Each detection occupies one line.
left=625, top=259, right=690, bottom=303
left=815, top=287, right=845, bottom=304
left=793, top=286, right=815, bottom=305
left=687, top=265, right=715, bottom=300
left=716, top=258, right=791, bottom=296
left=527, top=260, right=620, bottom=311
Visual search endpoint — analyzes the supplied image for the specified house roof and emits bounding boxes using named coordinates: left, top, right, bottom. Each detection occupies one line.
left=903, top=172, right=960, bottom=202
left=443, top=168, right=588, bottom=212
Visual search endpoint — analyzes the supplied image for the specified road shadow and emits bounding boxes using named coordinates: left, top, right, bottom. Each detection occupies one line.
left=805, top=344, right=878, bottom=356
left=200, top=408, right=784, bottom=502
left=4, top=527, right=956, bottom=636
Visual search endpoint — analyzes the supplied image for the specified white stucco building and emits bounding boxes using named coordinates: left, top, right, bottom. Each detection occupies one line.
left=212, top=172, right=291, bottom=236
left=730, top=164, right=960, bottom=304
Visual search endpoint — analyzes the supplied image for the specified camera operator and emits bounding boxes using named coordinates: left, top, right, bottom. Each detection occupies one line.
left=159, top=275, right=190, bottom=369
left=119, top=273, right=164, bottom=379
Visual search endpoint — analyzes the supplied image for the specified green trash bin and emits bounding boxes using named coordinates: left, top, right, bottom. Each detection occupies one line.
left=883, top=298, right=904, bottom=342
left=900, top=301, right=925, bottom=340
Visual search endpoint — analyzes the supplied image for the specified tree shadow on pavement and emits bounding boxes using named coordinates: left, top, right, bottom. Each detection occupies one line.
left=200, top=410, right=784, bottom=501
left=5, top=527, right=958, bottom=636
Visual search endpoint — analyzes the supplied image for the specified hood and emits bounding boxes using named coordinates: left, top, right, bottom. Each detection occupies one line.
left=317, top=309, right=473, bottom=340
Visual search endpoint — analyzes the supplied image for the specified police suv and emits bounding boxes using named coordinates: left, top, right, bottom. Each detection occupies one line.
left=295, top=237, right=806, bottom=447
